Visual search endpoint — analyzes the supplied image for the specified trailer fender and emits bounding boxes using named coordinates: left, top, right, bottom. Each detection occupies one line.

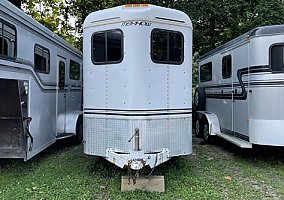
left=196, top=111, right=220, bottom=136
left=57, top=112, right=82, bottom=134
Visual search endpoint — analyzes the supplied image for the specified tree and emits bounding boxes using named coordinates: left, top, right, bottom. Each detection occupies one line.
left=22, top=0, right=79, bottom=48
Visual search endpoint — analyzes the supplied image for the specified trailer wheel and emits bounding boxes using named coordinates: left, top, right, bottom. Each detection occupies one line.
left=202, top=118, right=215, bottom=143
left=194, top=114, right=202, bottom=137
left=74, top=116, right=83, bottom=144
left=194, top=87, right=206, bottom=111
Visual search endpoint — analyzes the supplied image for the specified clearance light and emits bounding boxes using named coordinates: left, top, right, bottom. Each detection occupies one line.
left=124, top=4, right=149, bottom=8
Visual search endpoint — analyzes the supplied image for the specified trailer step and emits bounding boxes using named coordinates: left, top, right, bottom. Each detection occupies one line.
left=56, top=133, right=75, bottom=140
left=216, top=132, right=252, bottom=148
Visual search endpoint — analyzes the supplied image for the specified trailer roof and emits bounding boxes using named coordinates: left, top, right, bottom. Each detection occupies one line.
left=199, top=24, right=284, bottom=61
left=83, top=4, right=192, bottom=29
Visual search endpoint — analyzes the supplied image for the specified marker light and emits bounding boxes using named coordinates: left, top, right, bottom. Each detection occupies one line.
left=124, top=4, right=149, bottom=8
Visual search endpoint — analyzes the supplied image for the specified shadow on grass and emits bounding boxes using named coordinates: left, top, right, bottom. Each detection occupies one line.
left=0, top=137, right=81, bottom=169
left=202, top=136, right=284, bottom=164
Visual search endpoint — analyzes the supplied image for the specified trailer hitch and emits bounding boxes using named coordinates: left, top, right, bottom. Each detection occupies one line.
left=127, top=159, right=145, bottom=185
left=24, top=117, right=33, bottom=151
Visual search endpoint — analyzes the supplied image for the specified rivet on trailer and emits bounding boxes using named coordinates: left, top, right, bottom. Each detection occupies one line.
left=83, top=4, right=193, bottom=191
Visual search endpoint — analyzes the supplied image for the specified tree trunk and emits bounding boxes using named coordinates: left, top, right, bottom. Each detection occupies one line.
left=7, top=0, right=21, bottom=8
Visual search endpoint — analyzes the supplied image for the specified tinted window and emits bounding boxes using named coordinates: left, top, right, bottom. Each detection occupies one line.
left=152, top=30, right=167, bottom=62
left=107, top=31, right=122, bottom=62
left=271, top=45, right=284, bottom=72
left=34, top=45, right=50, bottom=73
left=222, top=55, right=232, bottom=79
left=200, top=62, right=212, bottom=82
left=93, top=32, right=105, bottom=63
left=70, top=60, right=80, bottom=80
left=152, top=29, right=183, bottom=64
left=0, top=21, right=16, bottom=58
left=59, top=61, right=65, bottom=89
left=169, top=32, right=183, bottom=62
left=92, top=30, right=123, bottom=64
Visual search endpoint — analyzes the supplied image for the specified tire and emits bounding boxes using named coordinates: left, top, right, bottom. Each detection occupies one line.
left=194, top=113, right=202, bottom=138
left=194, top=87, right=206, bottom=111
left=202, top=118, right=215, bottom=143
left=74, top=116, right=83, bottom=144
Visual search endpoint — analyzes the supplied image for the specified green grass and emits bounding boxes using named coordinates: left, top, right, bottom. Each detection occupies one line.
left=1, top=137, right=284, bottom=200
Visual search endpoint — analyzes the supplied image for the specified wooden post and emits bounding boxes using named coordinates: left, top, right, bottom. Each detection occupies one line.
left=121, top=176, right=165, bottom=192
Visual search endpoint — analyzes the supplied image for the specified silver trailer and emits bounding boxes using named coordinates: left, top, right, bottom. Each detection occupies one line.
left=195, top=24, right=284, bottom=148
left=83, top=4, right=192, bottom=172
left=0, top=0, right=83, bottom=160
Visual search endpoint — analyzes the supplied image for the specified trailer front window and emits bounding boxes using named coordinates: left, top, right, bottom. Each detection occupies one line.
left=107, top=31, right=122, bottom=62
left=151, top=29, right=184, bottom=64
left=152, top=30, right=167, bottom=62
left=92, top=29, right=123, bottom=64
left=271, top=45, right=284, bottom=72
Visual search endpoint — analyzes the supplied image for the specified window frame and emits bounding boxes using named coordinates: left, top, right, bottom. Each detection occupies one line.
left=69, top=59, right=81, bottom=80
left=34, top=44, right=50, bottom=74
left=91, top=29, right=124, bottom=65
left=222, top=55, right=232, bottom=79
left=0, top=18, right=17, bottom=60
left=151, top=28, right=184, bottom=65
left=200, top=62, right=213, bottom=82
left=270, top=43, right=284, bottom=73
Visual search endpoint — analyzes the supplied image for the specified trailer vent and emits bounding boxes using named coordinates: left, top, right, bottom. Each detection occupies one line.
left=155, top=17, right=185, bottom=23
left=91, top=17, right=120, bottom=24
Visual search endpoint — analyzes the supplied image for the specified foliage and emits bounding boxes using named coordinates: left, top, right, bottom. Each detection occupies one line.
left=21, top=0, right=80, bottom=49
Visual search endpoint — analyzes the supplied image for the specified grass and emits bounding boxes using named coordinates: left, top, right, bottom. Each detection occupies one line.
left=1, top=137, right=284, bottom=200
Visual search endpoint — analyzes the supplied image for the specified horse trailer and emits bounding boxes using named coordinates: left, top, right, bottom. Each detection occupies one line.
left=195, top=24, right=284, bottom=148
left=83, top=4, right=192, bottom=173
left=0, top=0, right=83, bottom=160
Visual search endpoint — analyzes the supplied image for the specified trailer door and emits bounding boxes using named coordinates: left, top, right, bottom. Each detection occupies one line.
left=57, top=57, right=67, bottom=134
left=0, top=79, right=26, bottom=159
left=219, top=54, right=234, bottom=133
left=233, top=44, right=249, bottom=140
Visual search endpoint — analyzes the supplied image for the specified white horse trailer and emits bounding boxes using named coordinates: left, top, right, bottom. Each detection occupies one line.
left=0, top=0, right=83, bottom=160
left=83, top=4, right=192, bottom=172
left=195, top=24, right=284, bottom=148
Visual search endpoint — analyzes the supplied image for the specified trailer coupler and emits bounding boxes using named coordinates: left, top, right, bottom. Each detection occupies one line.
left=106, top=148, right=170, bottom=171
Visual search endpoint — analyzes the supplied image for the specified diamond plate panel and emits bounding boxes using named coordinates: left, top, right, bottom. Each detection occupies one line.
left=84, top=116, right=192, bottom=157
